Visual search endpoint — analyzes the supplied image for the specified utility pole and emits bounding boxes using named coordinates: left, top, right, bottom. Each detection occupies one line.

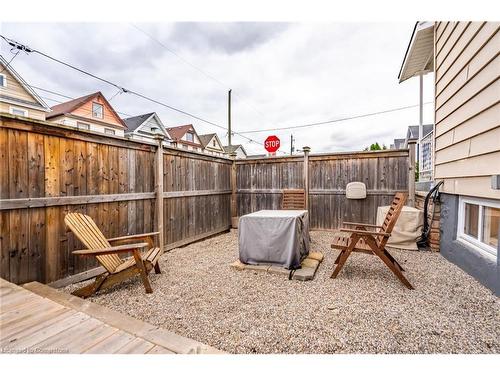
left=290, top=134, right=295, bottom=155
left=228, top=89, right=232, bottom=146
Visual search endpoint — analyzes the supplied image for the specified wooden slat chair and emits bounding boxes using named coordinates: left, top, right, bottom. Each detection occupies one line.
left=64, top=213, right=162, bottom=298
left=330, top=192, right=413, bottom=289
left=282, top=189, right=306, bottom=210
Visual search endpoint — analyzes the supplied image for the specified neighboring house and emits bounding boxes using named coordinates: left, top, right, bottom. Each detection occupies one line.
left=223, top=144, right=247, bottom=159
left=46, top=92, right=127, bottom=137
left=123, top=112, right=171, bottom=145
left=0, top=55, right=51, bottom=120
left=166, top=124, right=203, bottom=152
left=390, top=138, right=406, bottom=150
left=401, top=21, right=500, bottom=295
left=198, top=133, right=226, bottom=157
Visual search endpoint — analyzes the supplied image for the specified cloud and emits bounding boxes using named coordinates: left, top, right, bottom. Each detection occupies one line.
left=0, top=22, right=434, bottom=156
left=167, top=22, right=290, bottom=54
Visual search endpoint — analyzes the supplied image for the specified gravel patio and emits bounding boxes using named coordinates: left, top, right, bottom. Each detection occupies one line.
left=63, top=230, right=499, bottom=354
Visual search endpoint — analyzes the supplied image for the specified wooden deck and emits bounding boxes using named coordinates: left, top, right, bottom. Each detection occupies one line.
left=0, top=279, right=222, bottom=354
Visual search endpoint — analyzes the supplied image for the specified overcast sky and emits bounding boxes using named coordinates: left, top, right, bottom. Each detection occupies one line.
left=1, top=22, right=434, bottom=155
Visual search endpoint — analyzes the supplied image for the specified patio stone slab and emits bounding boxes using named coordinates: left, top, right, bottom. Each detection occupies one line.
left=230, top=251, right=324, bottom=281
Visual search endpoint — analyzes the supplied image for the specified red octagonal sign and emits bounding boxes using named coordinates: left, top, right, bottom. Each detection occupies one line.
left=264, top=135, right=281, bottom=153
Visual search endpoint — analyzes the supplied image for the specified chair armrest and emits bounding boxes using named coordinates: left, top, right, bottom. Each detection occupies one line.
left=108, top=232, right=159, bottom=248
left=339, top=228, right=391, bottom=237
left=343, top=222, right=383, bottom=228
left=73, top=242, right=149, bottom=256
left=107, top=232, right=160, bottom=243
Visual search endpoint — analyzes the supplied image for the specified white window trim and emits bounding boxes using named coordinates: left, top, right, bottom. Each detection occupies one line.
left=104, top=128, right=115, bottom=135
left=77, top=121, right=90, bottom=130
left=457, top=196, right=499, bottom=259
left=9, top=106, right=28, bottom=117
left=0, top=73, right=6, bottom=87
left=92, top=102, right=104, bottom=119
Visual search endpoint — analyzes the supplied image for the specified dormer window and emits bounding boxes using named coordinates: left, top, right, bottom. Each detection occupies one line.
left=186, top=132, right=194, bottom=142
left=0, top=73, right=6, bottom=87
left=92, top=102, right=103, bottom=119
left=213, top=139, right=216, bottom=147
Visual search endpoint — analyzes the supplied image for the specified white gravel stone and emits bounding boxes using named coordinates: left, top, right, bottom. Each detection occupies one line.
left=62, top=231, right=500, bottom=354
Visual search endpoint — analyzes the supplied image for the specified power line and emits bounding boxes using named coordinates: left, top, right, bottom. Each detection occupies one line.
left=0, top=50, right=20, bottom=73
left=0, top=35, right=224, bottom=127
left=31, top=85, right=133, bottom=118
left=239, top=101, right=434, bottom=134
left=0, top=35, right=270, bottom=144
left=129, top=23, right=277, bottom=127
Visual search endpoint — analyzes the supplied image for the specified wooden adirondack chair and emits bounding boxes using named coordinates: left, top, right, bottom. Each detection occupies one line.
left=65, top=213, right=162, bottom=298
left=282, top=189, right=306, bottom=210
left=330, top=192, right=413, bottom=289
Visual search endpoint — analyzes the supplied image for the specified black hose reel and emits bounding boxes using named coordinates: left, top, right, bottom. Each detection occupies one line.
left=417, top=181, right=444, bottom=250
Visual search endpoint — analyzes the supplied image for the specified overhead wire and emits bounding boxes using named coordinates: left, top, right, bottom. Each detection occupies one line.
left=0, top=34, right=270, bottom=146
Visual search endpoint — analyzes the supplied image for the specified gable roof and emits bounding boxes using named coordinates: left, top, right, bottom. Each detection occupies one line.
left=123, top=112, right=156, bottom=132
left=198, top=133, right=225, bottom=149
left=0, top=55, right=51, bottom=112
left=166, top=124, right=198, bottom=141
left=198, top=133, right=216, bottom=148
left=223, top=144, right=247, bottom=156
left=406, top=124, right=433, bottom=140
left=46, top=91, right=127, bottom=128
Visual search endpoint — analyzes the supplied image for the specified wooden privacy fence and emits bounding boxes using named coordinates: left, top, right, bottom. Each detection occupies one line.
left=0, top=115, right=414, bottom=285
left=234, top=148, right=413, bottom=229
left=0, top=115, right=231, bottom=284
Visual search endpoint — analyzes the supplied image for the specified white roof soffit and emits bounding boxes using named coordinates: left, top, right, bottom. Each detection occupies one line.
left=398, top=22, right=435, bottom=83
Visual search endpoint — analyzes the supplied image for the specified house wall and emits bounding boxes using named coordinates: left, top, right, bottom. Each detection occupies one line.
left=0, top=68, right=40, bottom=104
left=48, top=115, right=125, bottom=137
left=439, top=193, right=499, bottom=296
left=202, top=135, right=225, bottom=156
left=0, top=102, right=46, bottom=121
left=434, top=21, right=500, bottom=199
left=434, top=21, right=499, bottom=295
left=0, top=68, right=47, bottom=121
left=71, top=95, right=124, bottom=128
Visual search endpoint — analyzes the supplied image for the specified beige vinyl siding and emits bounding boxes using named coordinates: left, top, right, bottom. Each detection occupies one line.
left=434, top=21, right=500, bottom=199
left=435, top=105, right=499, bottom=150
left=0, top=67, right=39, bottom=104
left=435, top=23, right=497, bottom=94
left=0, top=102, right=46, bottom=121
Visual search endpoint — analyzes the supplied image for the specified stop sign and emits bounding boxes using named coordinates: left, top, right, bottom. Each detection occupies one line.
left=264, top=135, right=280, bottom=153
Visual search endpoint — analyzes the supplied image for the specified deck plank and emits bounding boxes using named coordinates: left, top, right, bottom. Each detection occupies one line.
left=3, top=312, right=90, bottom=351
left=0, top=309, right=75, bottom=346
left=115, top=337, right=156, bottom=354
left=84, top=331, right=136, bottom=353
left=0, top=279, right=222, bottom=354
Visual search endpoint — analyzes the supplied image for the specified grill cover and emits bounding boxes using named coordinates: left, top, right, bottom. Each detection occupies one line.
left=238, top=210, right=310, bottom=269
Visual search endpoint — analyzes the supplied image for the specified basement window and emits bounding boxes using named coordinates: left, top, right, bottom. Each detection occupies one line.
left=92, top=102, right=103, bottom=119
left=9, top=106, right=28, bottom=117
left=77, top=121, right=90, bottom=130
left=458, top=196, right=499, bottom=258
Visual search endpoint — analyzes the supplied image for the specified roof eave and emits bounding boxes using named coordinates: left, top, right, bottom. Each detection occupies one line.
left=398, top=21, right=435, bottom=83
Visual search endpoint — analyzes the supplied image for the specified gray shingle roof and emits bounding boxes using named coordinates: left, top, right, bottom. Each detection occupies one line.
left=198, top=133, right=216, bottom=148
left=123, top=112, right=155, bottom=132
left=223, top=144, right=246, bottom=155
left=407, top=124, right=433, bottom=140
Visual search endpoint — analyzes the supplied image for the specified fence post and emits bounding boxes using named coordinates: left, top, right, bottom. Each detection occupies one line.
left=408, top=140, right=416, bottom=207
left=230, top=152, right=238, bottom=228
left=154, top=134, right=165, bottom=251
left=302, top=146, right=311, bottom=210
